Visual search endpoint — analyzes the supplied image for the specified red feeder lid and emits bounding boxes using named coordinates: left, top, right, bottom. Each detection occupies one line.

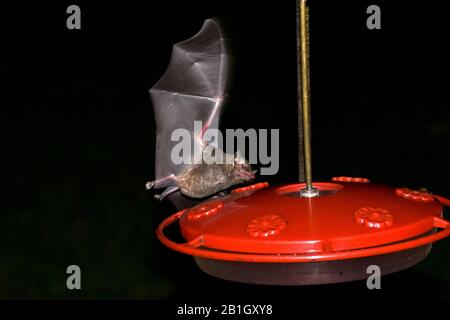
left=157, top=181, right=450, bottom=263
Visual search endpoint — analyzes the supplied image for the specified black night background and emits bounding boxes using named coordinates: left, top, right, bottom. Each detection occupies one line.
left=2, top=0, right=450, bottom=299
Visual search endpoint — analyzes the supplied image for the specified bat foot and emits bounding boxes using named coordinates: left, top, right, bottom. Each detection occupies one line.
left=153, top=186, right=180, bottom=201
left=211, top=191, right=227, bottom=199
left=146, top=181, right=155, bottom=190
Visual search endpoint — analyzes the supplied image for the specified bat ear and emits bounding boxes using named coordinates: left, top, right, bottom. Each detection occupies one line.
left=234, top=150, right=246, bottom=164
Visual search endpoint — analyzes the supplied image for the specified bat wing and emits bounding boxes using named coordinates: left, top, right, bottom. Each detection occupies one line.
left=149, top=18, right=229, bottom=208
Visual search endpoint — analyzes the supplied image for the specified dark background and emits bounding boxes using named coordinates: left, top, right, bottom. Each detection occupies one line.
left=2, top=0, right=450, bottom=299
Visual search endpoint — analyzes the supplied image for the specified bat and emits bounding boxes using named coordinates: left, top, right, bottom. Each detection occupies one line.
left=146, top=18, right=255, bottom=208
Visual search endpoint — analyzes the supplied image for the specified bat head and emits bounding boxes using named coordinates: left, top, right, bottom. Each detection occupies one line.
left=232, top=153, right=256, bottom=183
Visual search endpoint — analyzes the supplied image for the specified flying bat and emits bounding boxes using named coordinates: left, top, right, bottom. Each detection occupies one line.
left=146, top=18, right=255, bottom=207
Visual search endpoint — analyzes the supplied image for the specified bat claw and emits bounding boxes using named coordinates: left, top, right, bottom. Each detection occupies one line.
left=146, top=181, right=155, bottom=190
left=153, top=186, right=179, bottom=201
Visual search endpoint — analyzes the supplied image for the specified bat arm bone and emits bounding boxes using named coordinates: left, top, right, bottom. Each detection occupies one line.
left=200, top=95, right=224, bottom=138
left=151, top=89, right=218, bottom=101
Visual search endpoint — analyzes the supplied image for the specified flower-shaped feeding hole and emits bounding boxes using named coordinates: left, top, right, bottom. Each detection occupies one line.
left=395, top=188, right=434, bottom=203
left=354, top=207, right=395, bottom=229
left=187, top=200, right=224, bottom=220
left=247, top=214, right=287, bottom=238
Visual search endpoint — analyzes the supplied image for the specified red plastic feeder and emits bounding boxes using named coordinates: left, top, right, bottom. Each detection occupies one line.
left=157, top=181, right=450, bottom=285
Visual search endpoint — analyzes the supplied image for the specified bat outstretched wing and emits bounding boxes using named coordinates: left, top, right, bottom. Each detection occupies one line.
left=149, top=18, right=229, bottom=208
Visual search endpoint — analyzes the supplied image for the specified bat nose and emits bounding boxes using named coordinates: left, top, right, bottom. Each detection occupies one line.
left=248, top=170, right=257, bottom=179
left=246, top=170, right=257, bottom=179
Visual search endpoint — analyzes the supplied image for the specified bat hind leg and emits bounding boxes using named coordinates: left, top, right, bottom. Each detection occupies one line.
left=146, top=174, right=176, bottom=190
left=154, top=186, right=180, bottom=201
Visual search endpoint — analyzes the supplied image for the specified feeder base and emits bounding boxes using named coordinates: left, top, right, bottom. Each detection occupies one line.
left=194, top=245, right=432, bottom=285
